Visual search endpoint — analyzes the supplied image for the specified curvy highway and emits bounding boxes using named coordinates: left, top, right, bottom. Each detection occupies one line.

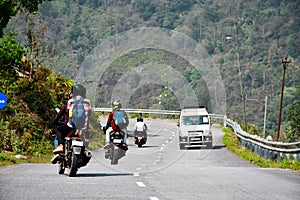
left=0, top=119, right=299, bottom=200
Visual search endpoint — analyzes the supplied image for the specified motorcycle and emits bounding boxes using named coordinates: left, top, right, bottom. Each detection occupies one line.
left=52, top=108, right=92, bottom=177
left=54, top=130, right=92, bottom=177
left=134, top=131, right=147, bottom=148
left=105, top=130, right=127, bottom=165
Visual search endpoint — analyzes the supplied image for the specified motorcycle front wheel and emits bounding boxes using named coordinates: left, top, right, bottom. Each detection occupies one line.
left=68, top=152, right=79, bottom=177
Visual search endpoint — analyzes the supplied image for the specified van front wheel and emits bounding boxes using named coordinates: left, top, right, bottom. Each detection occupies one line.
left=179, top=144, right=186, bottom=150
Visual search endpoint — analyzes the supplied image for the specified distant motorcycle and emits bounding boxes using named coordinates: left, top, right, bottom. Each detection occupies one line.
left=105, top=130, right=127, bottom=165
left=134, top=131, right=147, bottom=148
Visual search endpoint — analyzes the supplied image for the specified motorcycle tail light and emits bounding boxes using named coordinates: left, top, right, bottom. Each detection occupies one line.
left=76, top=138, right=81, bottom=141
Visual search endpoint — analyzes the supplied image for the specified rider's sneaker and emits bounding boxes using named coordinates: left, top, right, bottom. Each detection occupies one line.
left=122, top=143, right=128, bottom=151
left=104, top=150, right=109, bottom=159
left=53, top=145, right=63, bottom=154
left=51, top=154, right=60, bottom=164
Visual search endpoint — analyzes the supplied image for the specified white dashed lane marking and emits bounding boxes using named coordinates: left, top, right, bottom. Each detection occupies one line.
left=149, top=197, right=159, bottom=200
left=136, top=182, right=146, bottom=187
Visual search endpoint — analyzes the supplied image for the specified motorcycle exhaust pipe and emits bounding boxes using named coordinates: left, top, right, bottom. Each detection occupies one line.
left=85, top=150, right=92, bottom=157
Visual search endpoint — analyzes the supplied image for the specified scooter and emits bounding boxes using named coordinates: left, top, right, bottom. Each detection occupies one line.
left=134, top=131, right=147, bottom=148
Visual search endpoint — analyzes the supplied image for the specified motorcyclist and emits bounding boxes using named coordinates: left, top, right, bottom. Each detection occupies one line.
left=103, top=100, right=129, bottom=153
left=52, top=84, right=91, bottom=155
left=50, top=91, right=73, bottom=164
left=134, top=117, right=148, bottom=143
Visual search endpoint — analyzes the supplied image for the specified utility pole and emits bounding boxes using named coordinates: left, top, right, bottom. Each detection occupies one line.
left=263, top=96, right=267, bottom=138
left=234, top=23, right=247, bottom=131
left=276, top=56, right=291, bottom=141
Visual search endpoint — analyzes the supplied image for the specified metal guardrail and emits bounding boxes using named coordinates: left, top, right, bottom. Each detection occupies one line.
left=93, top=108, right=226, bottom=117
left=225, top=118, right=300, bottom=161
left=93, top=108, right=181, bottom=115
left=93, top=108, right=300, bottom=161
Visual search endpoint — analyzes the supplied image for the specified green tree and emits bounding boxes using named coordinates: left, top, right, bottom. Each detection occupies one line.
left=0, top=0, right=17, bottom=37
left=135, top=0, right=156, bottom=20
left=0, top=0, right=49, bottom=37
left=286, top=84, right=300, bottom=142
left=0, top=32, right=25, bottom=84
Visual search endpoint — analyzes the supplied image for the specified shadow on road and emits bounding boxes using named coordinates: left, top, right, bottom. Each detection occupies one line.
left=76, top=172, right=133, bottom=177
left=183, top=144, right=226, bottom=150
left=212, top=145, right=226, bottom=149
left=135, top=145, right=159, bottom=148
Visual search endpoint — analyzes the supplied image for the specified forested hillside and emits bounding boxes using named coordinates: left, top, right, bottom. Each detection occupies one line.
left=3, top=0, right=300, bottom=142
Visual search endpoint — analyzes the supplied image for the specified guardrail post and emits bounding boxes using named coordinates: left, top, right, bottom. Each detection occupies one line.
left=286, top=153, right=291, bottom=160
left=249, top=142, right=253, bottom=151
left=266, top=150, right=271, bottom=160
left=260, top=147, right=264, bottom=157
left=272, top=151, right=278, bottom=161
left=278, top=152, right=283, bottom=162
left=263, top=148, right=267, bottom=159
left=258, top=146, right=261, bottom=156
left=224, top=115, right=227, bottom=127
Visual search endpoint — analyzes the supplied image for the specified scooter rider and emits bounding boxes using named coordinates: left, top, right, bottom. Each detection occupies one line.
left=134, top=117, right=148, bottom=140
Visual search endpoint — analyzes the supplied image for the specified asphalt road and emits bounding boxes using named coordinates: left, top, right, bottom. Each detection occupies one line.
left=0, top=119, right=299, bottom=200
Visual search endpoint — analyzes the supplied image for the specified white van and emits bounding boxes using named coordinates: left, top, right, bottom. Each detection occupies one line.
left=177, top=107, right=212, bottom=149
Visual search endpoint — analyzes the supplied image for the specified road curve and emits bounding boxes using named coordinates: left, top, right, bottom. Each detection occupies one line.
left=0, top=119, right=299, bottom=200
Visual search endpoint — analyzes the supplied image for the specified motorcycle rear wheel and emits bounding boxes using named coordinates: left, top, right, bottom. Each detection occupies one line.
left=111, top=148, right=119, bottom=165
left=138, top=142, right=142, bottom=148
left=68, top=153, right=79, bottom=177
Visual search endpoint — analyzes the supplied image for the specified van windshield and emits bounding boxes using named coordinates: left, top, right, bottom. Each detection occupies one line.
left=182, top=115, right=209, bottom=125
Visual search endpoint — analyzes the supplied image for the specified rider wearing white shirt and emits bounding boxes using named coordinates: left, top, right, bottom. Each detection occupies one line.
left=134, top=117, right=147, bottom=138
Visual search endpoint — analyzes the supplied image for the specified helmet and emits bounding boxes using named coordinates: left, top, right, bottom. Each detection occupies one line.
left=112, top=100, right=122, bottom=110
left=72, top=84, right=86, bottom=97
left=137, top=117, right=143, bottom=122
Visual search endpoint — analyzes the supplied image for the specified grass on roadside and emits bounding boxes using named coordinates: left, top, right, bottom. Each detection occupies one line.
left=222, top=127, right=300, bottom=171
left=0, top=133, right=105, bottom=167
left=0, top=150, right=55, bottom=167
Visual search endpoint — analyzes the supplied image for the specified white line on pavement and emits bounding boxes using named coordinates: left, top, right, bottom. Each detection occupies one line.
left=136, top=182, right=146, bottom=187
left=149, top=197, right=159, bottom=200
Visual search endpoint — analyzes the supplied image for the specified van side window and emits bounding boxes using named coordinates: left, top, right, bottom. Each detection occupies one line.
left=202, top=116, right=209, bottom=124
